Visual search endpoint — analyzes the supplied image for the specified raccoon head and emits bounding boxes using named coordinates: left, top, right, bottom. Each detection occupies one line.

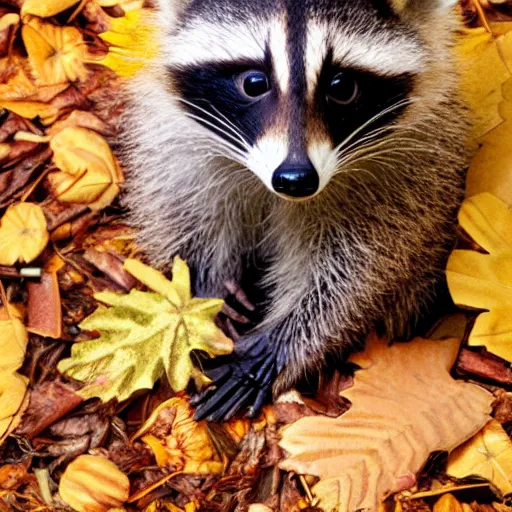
left=154, top=0, right=460, bottom=201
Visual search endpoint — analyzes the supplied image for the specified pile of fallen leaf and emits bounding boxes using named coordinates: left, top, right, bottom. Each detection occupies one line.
left=0, top=1, right=511, bottom=511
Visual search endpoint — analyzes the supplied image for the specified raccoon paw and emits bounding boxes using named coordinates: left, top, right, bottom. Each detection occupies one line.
left=191, top=334, right=280, bottom=422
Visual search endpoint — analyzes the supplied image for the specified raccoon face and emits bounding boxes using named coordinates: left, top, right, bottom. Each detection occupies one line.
left=160, top=0, right=459, bottom=201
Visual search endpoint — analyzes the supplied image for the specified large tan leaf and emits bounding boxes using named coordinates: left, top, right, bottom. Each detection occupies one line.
left=279, top=336, right=493, bottom=512
left=447, top=193, right=512, bottom=362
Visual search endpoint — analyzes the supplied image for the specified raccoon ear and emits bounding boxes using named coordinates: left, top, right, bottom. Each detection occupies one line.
left=392, top=0, right=459, bottom=12
left=155, top=0, right=191, bottom=25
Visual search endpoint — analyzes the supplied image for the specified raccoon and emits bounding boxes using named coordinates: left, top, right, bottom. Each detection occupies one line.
left=121, top=0, right=470, bottom=421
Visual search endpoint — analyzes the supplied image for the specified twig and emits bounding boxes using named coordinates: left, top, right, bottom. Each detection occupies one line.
left=0, top=280, right=8, bottom=310
left=45, top=203, right=90, bottom=232
left=472, top=0, right=494, bottom=34
left=299, top=475, right=320, bottom=507
left=456, top=347, right=512, bottom=387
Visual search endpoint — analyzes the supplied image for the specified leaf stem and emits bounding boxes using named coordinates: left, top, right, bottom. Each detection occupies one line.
left=472, top=0, right=494, bottom=35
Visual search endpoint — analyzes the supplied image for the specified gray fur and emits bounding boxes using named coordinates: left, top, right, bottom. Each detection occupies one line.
left=120, top=0, right=470, bottom=398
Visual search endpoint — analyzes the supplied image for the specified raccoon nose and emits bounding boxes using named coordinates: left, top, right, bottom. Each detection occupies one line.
left=272, top=162, right=320, bottom=198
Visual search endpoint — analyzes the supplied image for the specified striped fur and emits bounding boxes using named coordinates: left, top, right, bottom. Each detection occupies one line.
left=120, top=0, right=470, bottom=417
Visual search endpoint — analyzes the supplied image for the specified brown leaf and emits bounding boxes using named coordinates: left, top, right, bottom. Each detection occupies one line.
left=83, top=248, right=137, bottom=291
left=493, top=390, right=512, bottom=425
left=0, top=140, right=41, bottom=167
left=47, top=110, right=111, bottom=137
left=0, top=464, right=29, bottom=490
left=279, top=337, right=494, bottom=512
left=26, top=271, right=62, bottom=339
left=82, top=1, right=112, bottom=34
left=456, top=348, right=512, bottom=387
left=0, top=13, right=19, bottom=58
left=16, top=379, right=83, bottom=439
left=0, top=112, right=36, bottom=142
left=0, top=147, right=52, bottom=208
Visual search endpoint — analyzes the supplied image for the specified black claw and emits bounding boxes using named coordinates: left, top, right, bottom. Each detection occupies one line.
left=247, top=386, right=270, bottom=419
left=192, top=334, right=280, bottom=422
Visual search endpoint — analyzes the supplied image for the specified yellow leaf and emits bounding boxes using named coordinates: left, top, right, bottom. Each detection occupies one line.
left=49, top=127, right=123, bottom=211
left=21, top=0, right=80, bottom=18
left=0, top=372, right=29, bottom=445
left=446, top=193, right=512, bottom=362
left=0, top=65, right=67, bottom=124
left=456, top=23, right=512, bottom=206
left=94, top=10, right=158, bottom=78
left=279, top=336, right=493, bottom=512
left=0, top=203, right=49, bottom=265
left=456, top=23, right=512, bottom=138
left=22, top=18, right=88, bottom=86
left=433, top=494, right=463, bottom=512
left=0, top=315, right=28, bottom=373
left=58, top=258, right=233, bottom=402
left=0, top=304, right=29, bottom=447
left=59, top=455, right=130, bottom=512
left=124, top=257, right=191, bottom=305
left=0, top=65, right=68, bottom=102
left=134, top=397, right=223, bottom=475
left=447, top=420, right=512, bottom=496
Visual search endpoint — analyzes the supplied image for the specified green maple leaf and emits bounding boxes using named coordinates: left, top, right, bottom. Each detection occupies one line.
left=58, top=257, right=233, bottom=402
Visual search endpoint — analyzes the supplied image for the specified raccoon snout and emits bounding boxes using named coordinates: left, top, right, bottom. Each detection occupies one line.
left=272, top=162, right=320, bottom=199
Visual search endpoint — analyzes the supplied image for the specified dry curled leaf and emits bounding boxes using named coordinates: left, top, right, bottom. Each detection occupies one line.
left=447, top=420, right=512, bottom=496
left=0, top=202, right=49, bottom=265
left=0, top=66, right=68, bottom=124
left=22, top=18, right=88, bottom=86
left=59, top=455, right=130, bottom=512
left=447, top=193, right=512, bottom=362
left=58, top=258, right=233, bottom=402
left=48, top=127, right=123, bottom=211
left=133, top=397, right=224, bottom=475
left=279, top=337, right=493, bottom=512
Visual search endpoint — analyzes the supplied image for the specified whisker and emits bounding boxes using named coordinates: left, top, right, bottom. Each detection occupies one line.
left=183, top=112, right=249, bottom=163
left=178, top=98, right=250, bottom=150
left=334, top=98, right=414, bottom=157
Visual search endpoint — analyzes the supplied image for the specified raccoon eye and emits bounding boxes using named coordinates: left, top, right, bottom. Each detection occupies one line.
left=327, top=72, right=359, bottom=105
left=238, top=71, right=271, bottom=99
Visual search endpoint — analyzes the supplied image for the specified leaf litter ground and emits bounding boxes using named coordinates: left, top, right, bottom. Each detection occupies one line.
left=0, top=1, right=512, bottom=512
